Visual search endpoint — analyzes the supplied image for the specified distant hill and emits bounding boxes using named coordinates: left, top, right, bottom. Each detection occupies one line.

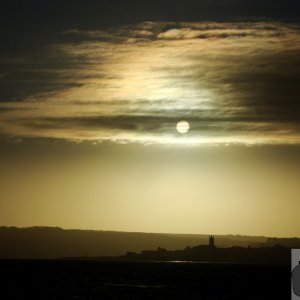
left=0, top=226, right=298, bottom=259
left=266, top=237, right=300, bottom=248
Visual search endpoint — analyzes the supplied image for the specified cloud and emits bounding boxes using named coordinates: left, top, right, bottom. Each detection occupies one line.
left=158, top=28, right=202, bottom=39
left=0, top=21, right=300, bottom=144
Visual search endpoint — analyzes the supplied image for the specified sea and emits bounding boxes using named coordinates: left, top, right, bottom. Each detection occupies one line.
left=0, top=260, right=290, bottom=299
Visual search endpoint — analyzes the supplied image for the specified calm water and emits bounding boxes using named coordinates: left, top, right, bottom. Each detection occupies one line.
left=0, top=260, right=290, bottom=299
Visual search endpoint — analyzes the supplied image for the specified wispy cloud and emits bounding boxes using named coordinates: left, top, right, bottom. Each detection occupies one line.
left=0, top=22, right=300, bottom=144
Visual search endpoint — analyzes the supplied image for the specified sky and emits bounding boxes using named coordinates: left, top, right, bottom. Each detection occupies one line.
left=0, top=0, right=300, bottom=237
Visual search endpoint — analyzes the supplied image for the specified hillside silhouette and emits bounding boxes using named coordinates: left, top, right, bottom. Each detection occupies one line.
left=0, top=226, right=299, bottom=259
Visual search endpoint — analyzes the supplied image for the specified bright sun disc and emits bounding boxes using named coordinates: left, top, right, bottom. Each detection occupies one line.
left=176, top=120, right=190, bottom=134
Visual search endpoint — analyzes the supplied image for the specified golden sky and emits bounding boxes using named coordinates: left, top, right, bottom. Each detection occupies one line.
left=0, top=21, right=300, bottom=237
left=0, top=142, right=300, bottom=237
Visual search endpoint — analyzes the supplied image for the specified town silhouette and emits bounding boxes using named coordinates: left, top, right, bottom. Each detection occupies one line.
left=123, top=235, right=290, bottom=265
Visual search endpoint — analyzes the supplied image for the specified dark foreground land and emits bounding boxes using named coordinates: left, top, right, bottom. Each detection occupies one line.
left=0, top=260, right=289, bottom=300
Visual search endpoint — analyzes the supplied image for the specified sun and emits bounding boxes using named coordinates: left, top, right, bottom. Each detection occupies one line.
left=176, top=120, right=190, bottom=134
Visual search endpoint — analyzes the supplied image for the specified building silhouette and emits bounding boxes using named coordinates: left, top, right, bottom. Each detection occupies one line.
left=209, top=235, right=215, bottom=249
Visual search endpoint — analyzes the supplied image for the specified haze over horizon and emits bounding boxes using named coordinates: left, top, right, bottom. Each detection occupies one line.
left=1, top=224, right=299, bottom=239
